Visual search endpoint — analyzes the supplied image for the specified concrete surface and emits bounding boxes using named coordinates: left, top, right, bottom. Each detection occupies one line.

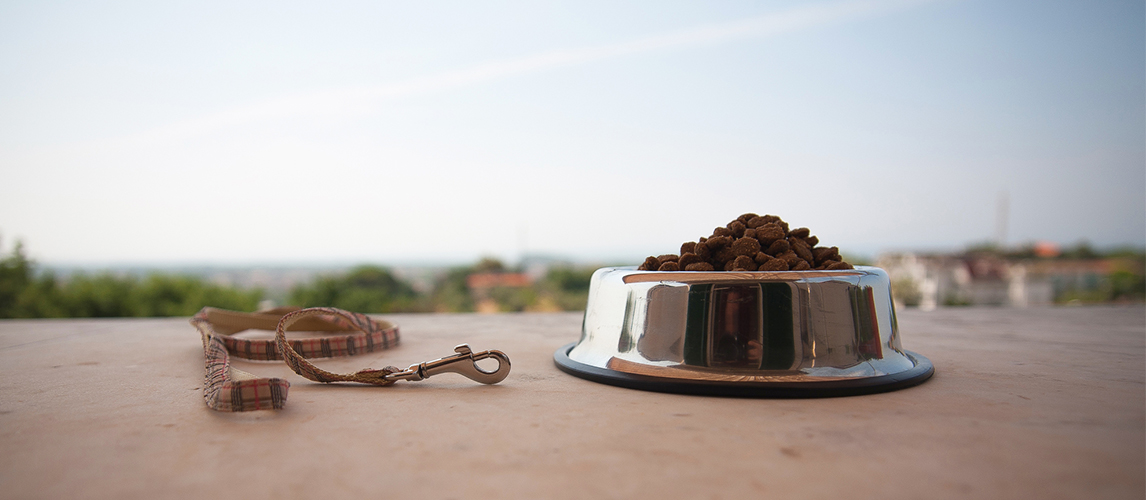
left=0, top=306, right=1143, bottom=499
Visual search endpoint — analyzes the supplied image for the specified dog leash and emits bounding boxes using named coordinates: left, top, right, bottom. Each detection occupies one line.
left=190, top=306, right=511, bottom=412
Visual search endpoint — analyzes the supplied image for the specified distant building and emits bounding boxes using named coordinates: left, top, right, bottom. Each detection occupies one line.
left=877, top=252, right=1055, bottom=310
left=466, top=272, right=532, bottom=290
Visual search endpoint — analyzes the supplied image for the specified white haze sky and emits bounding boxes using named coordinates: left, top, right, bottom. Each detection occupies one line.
left=1, top=0, right=1143, bottom=266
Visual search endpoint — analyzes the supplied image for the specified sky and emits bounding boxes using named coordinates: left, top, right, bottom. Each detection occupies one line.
left=1, top=0, right=1143, bottom=266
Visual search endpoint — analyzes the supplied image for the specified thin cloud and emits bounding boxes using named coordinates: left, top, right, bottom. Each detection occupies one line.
left=135, top=0, right=933, bottom=143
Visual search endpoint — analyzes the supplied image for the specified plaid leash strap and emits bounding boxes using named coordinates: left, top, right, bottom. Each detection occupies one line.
left=190, top=306, right=400, bottom=412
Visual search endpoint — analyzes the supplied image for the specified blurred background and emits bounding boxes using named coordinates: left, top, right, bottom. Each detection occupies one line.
left=1, top=0, right=1142, bottom=316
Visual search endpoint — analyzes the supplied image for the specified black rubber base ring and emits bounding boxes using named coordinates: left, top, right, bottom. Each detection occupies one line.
left=554, top=343, right=934, bottom=398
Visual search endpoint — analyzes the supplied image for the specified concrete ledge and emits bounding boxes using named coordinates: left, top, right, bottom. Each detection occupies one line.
left=1, top=307, right=1142, bottom=499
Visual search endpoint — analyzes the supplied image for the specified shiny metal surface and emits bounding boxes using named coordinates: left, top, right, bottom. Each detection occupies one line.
left=385, top=344, right=511, bottom=384
left=559, top=266, right=932, bottom=395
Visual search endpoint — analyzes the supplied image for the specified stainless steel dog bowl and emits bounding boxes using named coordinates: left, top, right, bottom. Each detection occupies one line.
left=554, top=266, right=933, bottom=397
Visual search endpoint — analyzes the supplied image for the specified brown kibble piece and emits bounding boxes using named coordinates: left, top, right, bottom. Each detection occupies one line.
left=816, top=260, right=843, bottom=270
left=765, top=239, right=790, bottom=256
left=713, top=246, right=736, bottom=264
left=731, top=255, right=757, bottom=271
left=737, top=213, right=758, bottom=224
left=658, top=261, right=681, bottom=271
left=756, top=223, right=785, bottom=243
left=706, top=235, right=732, bottom=248
left=656, top=254, right=679, bottom=266
left=812, top=246, right=836, bottom=258
left=727, top=220, right=746, bottom=237
left=804, top=235, right=819, bottom=247
left=713, top=227, right=732, bottom=238
left=639, top=256, right=658, bottom=270
left=678, top=253, right=702, bottom=268
left=743, top=228, right=756, bottom=239
left=685, top=262, right=715, bottom=271
left=745, top=216, right=769, bottom=229
left=680, top=241, right=696, bottom=255
left=759, top=258, right=789, bottom=271
left=779, top=251, right=802, bottom=267
left=694, top=241, right=712, bottom=260
left=754, top=252, right=773, bottom=265
left=731, top=237, right=761, bottom=257
left=790, top=238, right=814, bottom=264
left=813, top=246, right=840, bottom=265
left=788, top=227, right=810, bottom=239
left=827, top=261, right=853, bottom=270
left=791, top=260, right=811, bottom=271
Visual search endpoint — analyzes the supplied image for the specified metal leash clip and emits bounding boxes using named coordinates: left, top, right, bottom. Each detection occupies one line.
left=384, top=344, right=511, bottom=385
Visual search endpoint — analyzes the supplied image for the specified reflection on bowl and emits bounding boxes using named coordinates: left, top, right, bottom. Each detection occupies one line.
left=554, top=266, right=933, bottom=397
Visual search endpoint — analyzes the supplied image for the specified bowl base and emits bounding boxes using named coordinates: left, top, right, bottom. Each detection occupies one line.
left=554, top=343, right=934, bottom=398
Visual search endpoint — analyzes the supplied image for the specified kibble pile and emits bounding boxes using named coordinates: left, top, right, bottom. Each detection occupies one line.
left=637, top=213, right=853, bottom=272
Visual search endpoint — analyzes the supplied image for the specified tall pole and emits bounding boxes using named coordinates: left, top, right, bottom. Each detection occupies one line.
left=995, top=191, right=1009, bottom=247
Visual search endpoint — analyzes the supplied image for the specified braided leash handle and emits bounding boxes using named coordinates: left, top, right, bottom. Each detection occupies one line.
left=275, top=307, right=403, bottom=386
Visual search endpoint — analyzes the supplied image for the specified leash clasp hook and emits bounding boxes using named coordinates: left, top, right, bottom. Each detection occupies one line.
left=384, top=344, right=511, bottom=385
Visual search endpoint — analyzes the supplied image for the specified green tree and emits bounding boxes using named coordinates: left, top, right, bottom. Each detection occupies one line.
left=488, top=286, right=537, bottom=312
left=14, top=272, right=69, bottom=318
left=133, top=274, right=262, bottom=316
left=290, top=265, right=422, bottom=313
left=538, top=265, right=596, bottom=311
left=473, top=257, right=508, bottom=273
left=0, top=242, right=33, bottom=318
left=0, top=240, right=263, bottom=318
left=62, top=273, right=141, bottom=317
left=1060, top=241, right=1099, bottom=260
left=429, top=266, right=476, bottom=312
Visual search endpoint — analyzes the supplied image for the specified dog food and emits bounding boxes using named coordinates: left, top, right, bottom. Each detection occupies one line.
left=637, top=213, right=853, bottom=272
